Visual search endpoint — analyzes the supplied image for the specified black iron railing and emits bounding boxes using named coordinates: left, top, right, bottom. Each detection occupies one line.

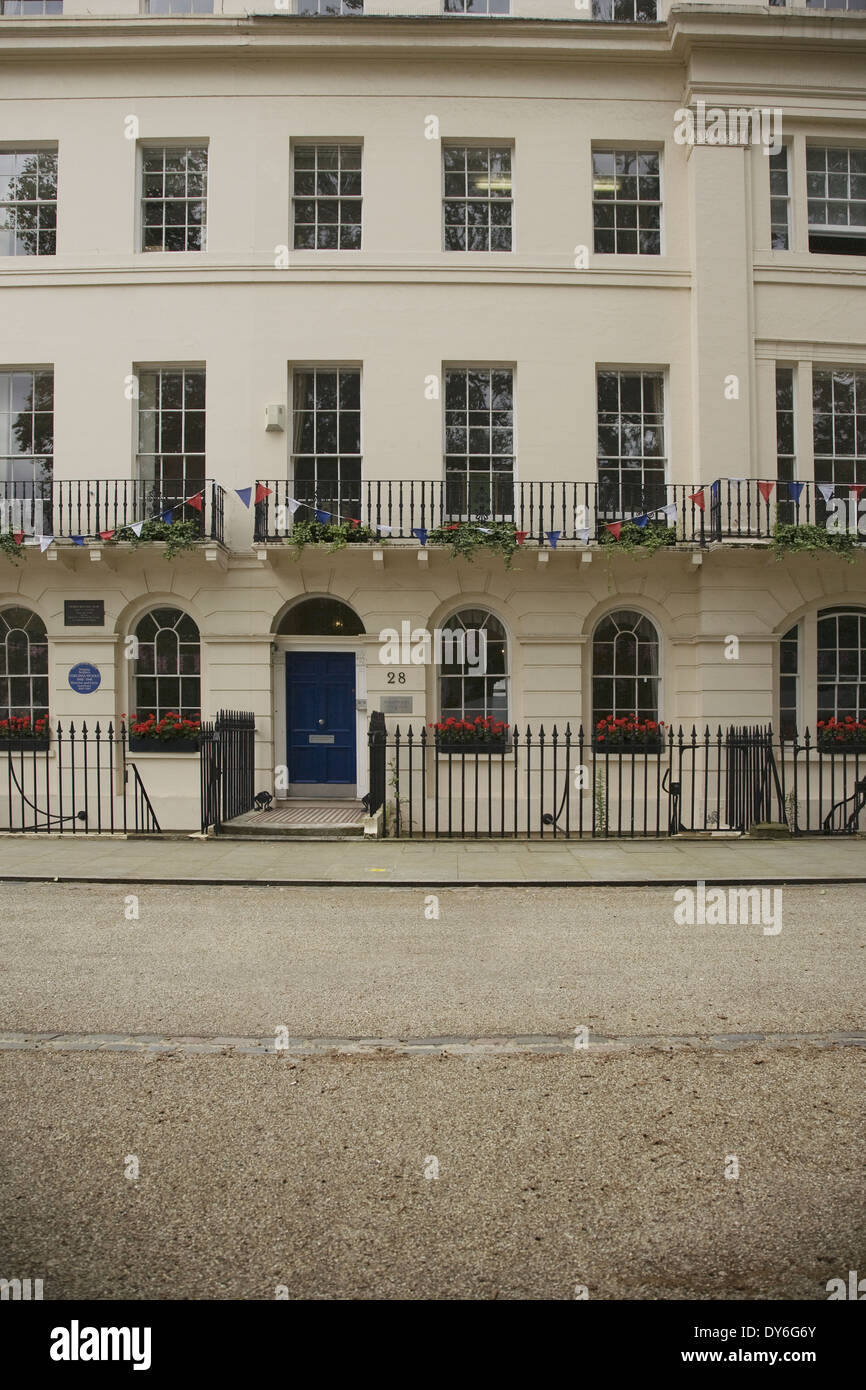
left=0, top=479, right=225, bottom=544
left=1, top=721, right=160, bottom=834
left=200, top=710, right=256, bottom=833
left=254, top=478, right=866, bottom=546
left=367, top=720, right=866, bottom=839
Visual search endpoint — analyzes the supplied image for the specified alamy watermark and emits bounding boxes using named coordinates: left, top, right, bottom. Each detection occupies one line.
left=674, top=101, right=782, bottom=157
left=378, top=621, right=487, bottom=673
left=673, top=880, right=782, bottom=935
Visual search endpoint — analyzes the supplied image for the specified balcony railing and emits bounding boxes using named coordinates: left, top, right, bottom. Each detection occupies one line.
left=0, top=479, right=225, bottom=544
left=253, top=478, right=865, bottom=546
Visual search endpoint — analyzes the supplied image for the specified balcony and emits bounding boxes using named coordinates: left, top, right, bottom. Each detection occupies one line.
left=0, top=478, right=225, bottom=545
left=252, top=478, right=865, bottom=547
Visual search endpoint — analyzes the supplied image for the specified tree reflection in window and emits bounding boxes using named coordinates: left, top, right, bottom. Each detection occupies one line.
left=134, top=607, right=200, bottom=720
left=0, top=606, right=48, bottom=723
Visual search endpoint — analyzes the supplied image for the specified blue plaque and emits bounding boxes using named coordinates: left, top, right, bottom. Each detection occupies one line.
left=68, top=662, right=101, bottom=695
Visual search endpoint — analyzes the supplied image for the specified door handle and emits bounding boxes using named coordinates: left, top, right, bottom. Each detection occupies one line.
left=318, top=718, right=326, bottom=727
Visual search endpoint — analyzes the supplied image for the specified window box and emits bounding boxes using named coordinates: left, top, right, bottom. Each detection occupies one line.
left=436, top=738, right=508, bottom=755
left=128, top=735, right=200, bottom=754
left=592, top=740, right=663, bottom=755
left=0, top=737, right=50, bottom=752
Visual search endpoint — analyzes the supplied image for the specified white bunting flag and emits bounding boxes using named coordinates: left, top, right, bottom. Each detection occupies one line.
left=576, top=528, right=591, bottom=544
left=817, top=483, right=835, bottom=503
left=39, top=534, right=54, bottom=552
left=287, top=497, right=302, bottom=515
left=130, top=521, right=145, bottom=538
left=662, top=503, right=678, bottom=519
left=375, top=523, right=393, bottom=534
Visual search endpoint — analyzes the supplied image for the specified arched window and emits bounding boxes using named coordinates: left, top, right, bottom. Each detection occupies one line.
left=592, top=609, right=659, bottom=724
left=277, top=597, right=365, bottom=637
left=134, top=607, right=200, bottom=721
left=439, top=608, right=508, bottom=723
left=0, top=606, right=48, bottom=725
left=817, top=608, right=866, bottom=724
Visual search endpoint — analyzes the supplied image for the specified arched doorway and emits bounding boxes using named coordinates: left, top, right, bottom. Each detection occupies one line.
left=274, top=597, right=367, bottom=799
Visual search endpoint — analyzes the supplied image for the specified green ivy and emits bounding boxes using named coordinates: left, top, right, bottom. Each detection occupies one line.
left=428, top=521, right=521, bottom=568
left=0, top=531, right=24, bottom=564
left=286, top=520, right=380, bottom=556
left=113, top=519, right=203, bottom=560
left=771, top=522, right=858, bottom=563
left=599, top=520, right=678, bottom=555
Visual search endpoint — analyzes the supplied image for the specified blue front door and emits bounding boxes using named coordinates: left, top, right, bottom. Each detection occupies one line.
left=286, top=652, right=356, bottom=787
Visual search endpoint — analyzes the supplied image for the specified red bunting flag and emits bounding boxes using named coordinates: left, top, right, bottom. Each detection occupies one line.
left=99, top=530, right=114, bottom=541
left=12, top=531, right=24, bottom=545
left=348, top=517, right=360, bottom=527
left=186, top=492, right=203, bottom=511
left=254, top=484, right=273, bottom=505
left=757, top=480, right=775, bottom=503
left=444, top=523, right=461, bottom=531
left=515, top=531, right=528, bottom=545
left=605, top=522, right=622, bottom=540
left=688, top=490, right=705, bottom=512
left=850, top=484, right=866, bottom=499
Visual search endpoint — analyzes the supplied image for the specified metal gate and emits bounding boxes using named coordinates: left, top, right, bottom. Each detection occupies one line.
left=199, top=710, right=256, bottom=833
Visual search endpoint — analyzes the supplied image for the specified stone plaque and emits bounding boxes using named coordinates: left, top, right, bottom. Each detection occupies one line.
left=381, top=696, right=413, bottom=714
left=64, top=600, right=105, bottom=627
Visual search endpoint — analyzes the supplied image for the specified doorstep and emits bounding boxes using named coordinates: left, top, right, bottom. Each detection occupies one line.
left=219, top=800, right=366, bottom=838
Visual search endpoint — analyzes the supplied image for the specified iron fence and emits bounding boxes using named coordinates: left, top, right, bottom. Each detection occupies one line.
left=367, top=721, right=866, bottom=839
left=200, top=710, right=256, bottom=833
left=0, top=478, right=225, bottom=544
left=0, top=721, right=160, bottom=834
left=254, top=478, right=866, bottom=547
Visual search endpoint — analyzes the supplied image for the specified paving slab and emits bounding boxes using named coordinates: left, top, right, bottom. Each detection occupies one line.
left=0, top=833, right=864, bottom=884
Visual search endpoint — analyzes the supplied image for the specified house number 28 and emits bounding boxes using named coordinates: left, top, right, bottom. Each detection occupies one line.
left=387, top=672, right=407, bottom=684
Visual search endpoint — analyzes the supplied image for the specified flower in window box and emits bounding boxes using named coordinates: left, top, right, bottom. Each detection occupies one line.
left=593, top=714, right=665, bottom=748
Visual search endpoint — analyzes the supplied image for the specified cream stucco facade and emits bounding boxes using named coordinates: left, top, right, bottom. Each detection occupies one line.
left=0, top=3, right=864, bottom=828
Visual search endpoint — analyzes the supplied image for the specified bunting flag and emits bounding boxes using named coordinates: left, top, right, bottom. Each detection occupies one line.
left=375, top=523, right=393, bottom=535
left=71, top=535, right=85, bottom=546
left=98, top=530, right=115, bottom=542
left=130, top=521, right=144, bottom=538
left=287, top=498, right=302, bottom=515
left=348, top=518, right=361, bottom=528
left=254, top=483, right=273, bottom=505
left=688, top=490, right=705, bottom=512
left=575, top=528, right=590, bottom=544
left=412, top=528, right=428, bottom=546
left=633, top=514, right=649, bottom=529
left=186, top=492, right=203, bottom=511
left=546, top=531, right=561, bottom=549
left=161, top=509, right=174, bottom=524
left=12, top=531, right=24, bottom=545
left=662, top=503, right=678, bottom=519
left=235, top=487, right=253, bottom=508
left=515, top=531, right=528, bottom=545
left=850, top=484, right=866, bottom=499
left=818, top=483, right=835, bottom=503
left=787, top=481, right=805, bottom=503
left=757, top=480, right=776, bottom=503
left=710, top=481, right=720, bottom=498
left=477, top=527, right=492, bottom=534
left=605, top=521, right=622, bottom=541
left=314, top=509, right=331, bottom=524
left=444, top=523, right=461, bottom=531
left=39, top=535, right=54, bottom=553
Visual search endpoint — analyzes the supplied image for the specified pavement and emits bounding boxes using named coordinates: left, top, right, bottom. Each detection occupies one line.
left=0, top=833, right=864, bottom=884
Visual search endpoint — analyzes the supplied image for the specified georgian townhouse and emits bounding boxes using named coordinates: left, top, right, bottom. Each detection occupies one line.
left=0, top=0, right=864, bottom=831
